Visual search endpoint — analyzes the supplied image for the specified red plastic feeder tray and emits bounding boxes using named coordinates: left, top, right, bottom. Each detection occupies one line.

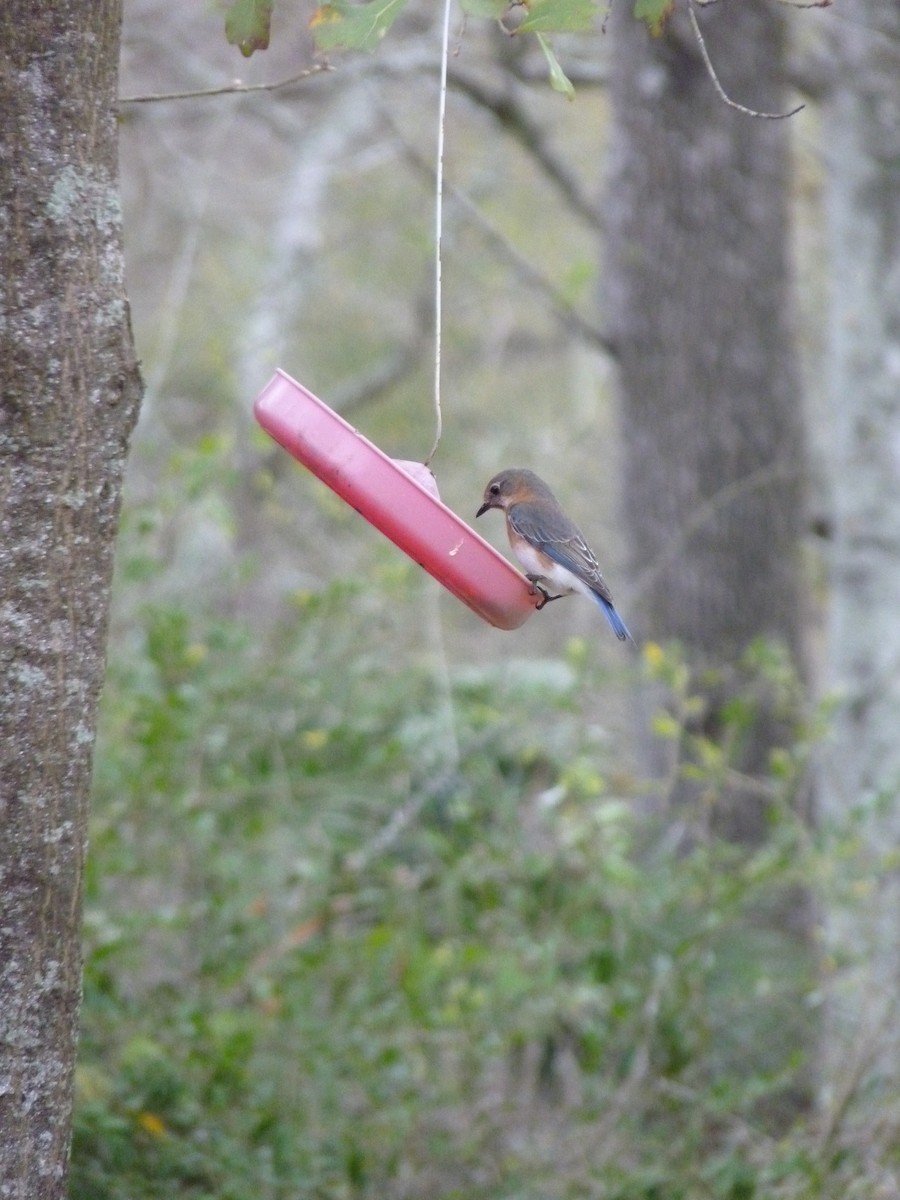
left=253, top=370, right=540, bottom=630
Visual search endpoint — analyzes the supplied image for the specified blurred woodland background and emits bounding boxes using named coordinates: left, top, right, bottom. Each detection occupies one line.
left=64, top=0, right=900, bottom=1196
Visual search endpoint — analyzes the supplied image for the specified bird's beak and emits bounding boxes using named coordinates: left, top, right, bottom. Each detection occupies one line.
left=475, top=500, right=491, bottom=518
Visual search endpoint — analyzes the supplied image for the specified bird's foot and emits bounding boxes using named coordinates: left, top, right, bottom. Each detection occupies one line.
left=526, top=576, right=563, bottom=611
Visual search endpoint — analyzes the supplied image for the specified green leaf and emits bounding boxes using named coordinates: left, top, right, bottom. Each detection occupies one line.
left=535, top=32, right=575, bottom=100
left=460, top=0, right=508, bottom=16
left=224, top=0, right=273, bottom=57
left=518, top=0, right=597, bottom=33
left=310, top=0, right=410, bottom=53
left=633, top=0, right=675, bottom=36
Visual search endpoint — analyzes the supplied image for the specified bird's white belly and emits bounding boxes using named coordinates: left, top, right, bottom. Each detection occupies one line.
left=512, top=541, right=578, bottom=595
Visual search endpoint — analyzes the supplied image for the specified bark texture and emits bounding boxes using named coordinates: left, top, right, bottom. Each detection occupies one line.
left=0, top=2, right=142, bottom=1195
left=821, top=0, right=900, bottom=1101
left=605, top=0, right=804, bottom=658
left=604, top=0, right=808, bottom=836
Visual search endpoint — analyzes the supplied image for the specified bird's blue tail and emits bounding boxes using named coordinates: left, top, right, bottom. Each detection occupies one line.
left=591, top=592, right=632, bottom=642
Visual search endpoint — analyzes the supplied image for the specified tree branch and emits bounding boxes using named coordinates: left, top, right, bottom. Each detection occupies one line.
left=379, top=107, right=613, bottom=354
left=688, top=0, right=804, bottom=120
left=119, top=62, right=333, bottom=105
left=448, top=67, right=601, bottom=227
left=445, top=184, right=614, bottom=353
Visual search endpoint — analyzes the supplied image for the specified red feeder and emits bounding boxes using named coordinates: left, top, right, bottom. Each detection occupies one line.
left=253, top=370, right=540, bottom=630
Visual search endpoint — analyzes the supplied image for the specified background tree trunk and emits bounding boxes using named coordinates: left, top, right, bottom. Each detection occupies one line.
left=0, top=3, right=142, bottom=1195
left=820, top=0, right=900, bottom=1110
left=604, top=0, right=808, bottom=838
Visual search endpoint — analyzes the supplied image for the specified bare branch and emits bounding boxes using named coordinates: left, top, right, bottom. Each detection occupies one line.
left=445, top=184, right=614, bottom=353
left=688, top=0, right=805, bottom=120
left=120, top=62, right=333, bottom=105
left=449, top=68, right=601, bottom=227
left=380, top=108, right=613, bottom=354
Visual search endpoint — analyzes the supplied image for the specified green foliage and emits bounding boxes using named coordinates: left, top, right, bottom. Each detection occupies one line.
left=517, top=0, right=599, bottom=34
left=299, top=0, right=601, bottom=98
left=74, top=516, right=860, bottom=1198
left=305, top=0, right=600, bottom=56
left=535, top=33, right=576, bottom=101
left=310, top=0, right=411, bottom=54
left=460, top=0, right=508, bottom=17
left=224, top=0, right=273, bottom=56
left=224, top=0, right=673, bottom=82
left=633, top=0, right=675, bottom=36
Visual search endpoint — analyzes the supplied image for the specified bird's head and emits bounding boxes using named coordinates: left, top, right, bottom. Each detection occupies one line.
left=476, top=468, right=552, bottom=518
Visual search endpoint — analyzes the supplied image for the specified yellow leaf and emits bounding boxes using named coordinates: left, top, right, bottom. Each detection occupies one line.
left=643, top=641, right=664, bottom=670
left=137, top=1111, right=167, bottom=1138
left=309, top=4, right=341, bottom=28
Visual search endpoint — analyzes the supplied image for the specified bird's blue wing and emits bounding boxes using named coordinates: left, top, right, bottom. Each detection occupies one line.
left=509, top=502, right=631, bottom=641
left=509, top=502, right=615, bottom=604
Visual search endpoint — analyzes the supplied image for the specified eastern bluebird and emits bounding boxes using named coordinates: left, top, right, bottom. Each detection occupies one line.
left=476, top=467, right=633, bottom=642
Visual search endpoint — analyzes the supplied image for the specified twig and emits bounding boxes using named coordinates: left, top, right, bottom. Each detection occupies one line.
left=446, top=185, right=613, bottom=352
left=379, top=108, right=613, bottom=354
left=120, top=62, right=332, bottom=105
left=449, top=68, right=600, bottom=227
left=688, top=0, right=804, bottom=120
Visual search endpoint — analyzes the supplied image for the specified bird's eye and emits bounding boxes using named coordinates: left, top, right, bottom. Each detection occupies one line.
left=489, top=483, right=501, bottom=496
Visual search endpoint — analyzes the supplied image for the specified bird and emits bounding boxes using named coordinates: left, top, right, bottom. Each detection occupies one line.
left=476, top=467, right=632, bottom=642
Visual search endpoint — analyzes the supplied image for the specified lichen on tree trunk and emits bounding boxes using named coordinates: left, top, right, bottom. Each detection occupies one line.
left=0, top=3, right=142, bottom=1195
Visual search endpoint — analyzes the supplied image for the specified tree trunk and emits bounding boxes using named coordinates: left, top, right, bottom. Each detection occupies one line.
left=604, top=0, right=808, bottom=838
left=0, top=3, right=142, bottom=1195
left=820, top=0, right=900, bottom=1109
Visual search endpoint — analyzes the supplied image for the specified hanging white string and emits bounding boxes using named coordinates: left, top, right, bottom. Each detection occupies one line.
left=424, top=0, right=453, bottom=468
